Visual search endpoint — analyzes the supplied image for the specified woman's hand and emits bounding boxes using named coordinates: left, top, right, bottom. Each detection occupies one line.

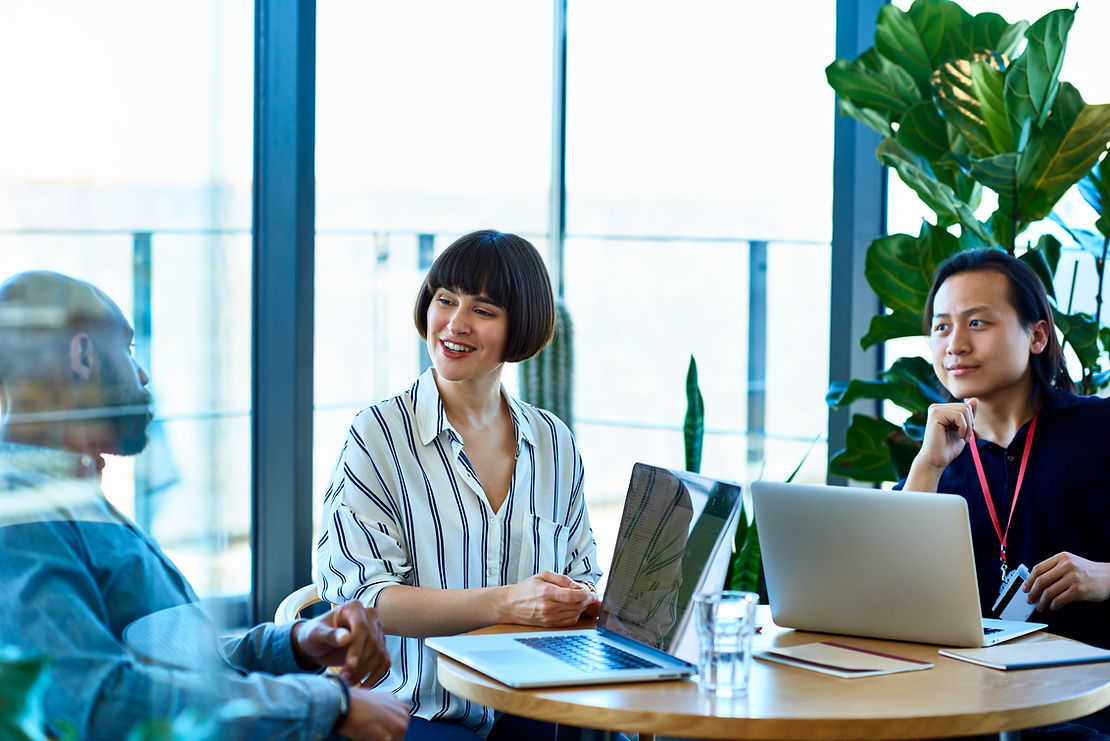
left=1024, top=552, right=1110, bottom=611
left=904, top=399, right=977, bottom=492
left=498, top=571, right=599, bottom=627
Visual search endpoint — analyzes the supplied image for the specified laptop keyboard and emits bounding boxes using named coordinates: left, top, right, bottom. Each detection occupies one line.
left=516, top=635, right=662, bottom=673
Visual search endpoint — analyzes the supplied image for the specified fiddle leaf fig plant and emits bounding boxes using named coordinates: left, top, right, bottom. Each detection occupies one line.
left=825, top=0, right=1110, bottom=483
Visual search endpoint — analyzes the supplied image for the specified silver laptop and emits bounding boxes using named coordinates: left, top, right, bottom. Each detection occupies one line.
left=427, top=463, right=742, bottom=688
left=751, top=481, right=1046, bottom=648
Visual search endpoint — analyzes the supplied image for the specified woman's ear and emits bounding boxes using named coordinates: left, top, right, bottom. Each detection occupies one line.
left=1029, top=319, right=1050, bottom=356
left=69, top=333, right=95, bottom=380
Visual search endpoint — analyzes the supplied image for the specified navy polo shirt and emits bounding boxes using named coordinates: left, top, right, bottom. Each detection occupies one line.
left=898, top=390, right=1110, bottom=648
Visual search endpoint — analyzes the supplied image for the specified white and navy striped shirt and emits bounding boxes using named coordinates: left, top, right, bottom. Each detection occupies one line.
left=315, top=368, right=601, bottom=734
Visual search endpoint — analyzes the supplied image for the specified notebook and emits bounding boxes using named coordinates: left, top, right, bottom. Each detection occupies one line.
left=426, top=463, right=742, bottom=688
left=750, top=481, right=1045, bottom=648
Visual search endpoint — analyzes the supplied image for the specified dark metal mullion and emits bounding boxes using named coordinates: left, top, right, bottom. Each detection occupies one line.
left=251, top=0, right=316, bottom=623
left=827, top=0, right=888, bottom=485
left=747, top=241, right=768, bottom=472
left=549, top=0, right=568, bottom=297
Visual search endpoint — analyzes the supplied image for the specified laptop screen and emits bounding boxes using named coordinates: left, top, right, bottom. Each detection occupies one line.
left=596, top=464, right=741, bottom=656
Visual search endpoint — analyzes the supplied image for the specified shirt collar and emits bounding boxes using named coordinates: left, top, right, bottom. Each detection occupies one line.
left=412, top=367, right=535, bottom=451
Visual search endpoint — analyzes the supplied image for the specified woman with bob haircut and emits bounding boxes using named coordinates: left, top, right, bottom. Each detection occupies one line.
left=316, top=230, right=603, bottom=740
left=901, top=248, right=1110, bottom=653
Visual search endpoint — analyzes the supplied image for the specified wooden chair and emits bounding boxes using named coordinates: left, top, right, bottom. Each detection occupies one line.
left=274, top=583, right=324, bottom=623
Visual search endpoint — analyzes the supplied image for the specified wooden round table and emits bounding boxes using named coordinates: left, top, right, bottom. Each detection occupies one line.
left=435, top=611, right=1110, bottom=740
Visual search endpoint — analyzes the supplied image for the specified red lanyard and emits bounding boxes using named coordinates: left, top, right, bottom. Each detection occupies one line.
left=967, top=414, right=1037, bottom=580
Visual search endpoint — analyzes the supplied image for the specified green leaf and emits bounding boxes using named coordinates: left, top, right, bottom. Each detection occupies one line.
left=1018, top=234, right=1062, bottom=300
left=0, top=650, right=51, bottom=741
left=906, top=0, right=971, bottom=68
left=1100, top=327, right=1110, bottom=354
left=838, top=98, right=895, bottom=138
left=861, top=309, right=926, bottom=349
left=888, top=428, right=924, bottom=481
left=1054, top=308, right=1100, bottom=370
left=970, top=59, right=1011, bottom=153
left=1018, top=85, right=1110, bottom=224
left=932, top=55, right=1003, bottom=159
left=827, top=356, right=947, bottom=415
left=877, top=139, right=995, bottom=244
left=828, top=415, right=902, bottom=483
left=1078, top=156, right=1110, bottom=237
left=1003, top=7, right=1074, bottom=141
left=876, top=4, right=934, bottom=96
left=826, top=49, right=921, bottom=121
left=729, top=516, right=764, bottom=597
left=968, top=151, right=1020, bottom=204
left=683, top=355, right=704, bottom=474
left=864, top=222, right=964, bottom=315
left=896, top=101, right=951, bottom=162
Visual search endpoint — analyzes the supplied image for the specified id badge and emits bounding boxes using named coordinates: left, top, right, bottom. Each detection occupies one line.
left=990, top=563, right=1037, bottom=621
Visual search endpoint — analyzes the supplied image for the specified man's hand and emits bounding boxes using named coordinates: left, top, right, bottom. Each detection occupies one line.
left=1024, top=552, right=1110, bottom=611
left=291, top=600, right=390, bottom=684
left=498, top=572, right=600, bottom=627
left=338, top=689, right=410, bottom=741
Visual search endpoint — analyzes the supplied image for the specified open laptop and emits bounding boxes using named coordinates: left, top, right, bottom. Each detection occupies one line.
left=751, top=481, right=1045, bottom=648
left=427, top=463, right=742, bottom=688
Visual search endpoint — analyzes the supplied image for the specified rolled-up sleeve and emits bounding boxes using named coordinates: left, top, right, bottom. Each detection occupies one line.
left=316, top=423, right=411, bottom=608
left=562, top=440, right=602, bottom=586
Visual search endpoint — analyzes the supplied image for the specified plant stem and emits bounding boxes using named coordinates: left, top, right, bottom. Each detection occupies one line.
left=1096, top=235, right=1110, bottom=335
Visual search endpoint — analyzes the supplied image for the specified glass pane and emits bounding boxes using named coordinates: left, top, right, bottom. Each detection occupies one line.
left=565, top=0, right=836, bottom=564
left=0, top=3, right=254, bottom=604
left=314, top=1, right=553, bottom=516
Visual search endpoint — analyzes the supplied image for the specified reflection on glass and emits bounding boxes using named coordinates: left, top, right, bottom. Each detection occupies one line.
left=599, top=464, right=741, bottom=660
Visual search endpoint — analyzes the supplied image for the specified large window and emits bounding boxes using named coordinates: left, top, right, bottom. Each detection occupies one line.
left=313, top=1, right=554, bottom=517
left=0, top=2, right=254, bottom=612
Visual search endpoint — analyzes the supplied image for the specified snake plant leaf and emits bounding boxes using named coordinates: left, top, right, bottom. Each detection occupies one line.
left=1003, top=7, right=1074, bottom=142
left=729, top=515, right=764, bottom=597
left=1054, top=308, right=1100, bottom=370
left=865, top=222, right=964, bottom=315
left=837, top=98, right=895, bottom=138
left=829, top=415, right=902, bottom=483
left=1017, top=84, right=1110, bottom=224
left=1077, top=156, right=1110, bottom=237
left=1017, top=234, right=1062, bottom=300
left=683, top=355, right=704, bottom=475
left=826, top=48, right=921, bottom=121
left=876, top=4, right=934, bottom=97
left=932, top=54, right=1007, bottom=158
left=0, top=650, right=51, bottom=741
left=877, top=139, right=995, bottom=244
left=861, top=309, right=926, bottom=349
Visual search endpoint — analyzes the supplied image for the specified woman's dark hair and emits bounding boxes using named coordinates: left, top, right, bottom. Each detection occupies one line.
left=924, top=248, right=1075, bottom=395
left=413, top=230, right=556, bottom=363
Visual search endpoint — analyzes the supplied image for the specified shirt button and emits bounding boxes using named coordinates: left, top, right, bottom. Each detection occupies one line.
left=1007, top=454, right=1015, bottom=462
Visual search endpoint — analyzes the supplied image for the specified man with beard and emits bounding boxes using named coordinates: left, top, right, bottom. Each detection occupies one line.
left=0, top=271, right=409, bottom=741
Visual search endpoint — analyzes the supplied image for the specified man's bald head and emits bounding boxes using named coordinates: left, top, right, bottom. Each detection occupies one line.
left=0, top=271, right=151, bottom=456
left=0, top=272, right=125, bottom=382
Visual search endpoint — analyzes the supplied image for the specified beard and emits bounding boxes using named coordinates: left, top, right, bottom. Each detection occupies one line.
left=95, top=360, right=153, bottom=457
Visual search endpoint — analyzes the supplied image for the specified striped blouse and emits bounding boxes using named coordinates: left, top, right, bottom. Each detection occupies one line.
left=315, top=368, right=602, bottom=734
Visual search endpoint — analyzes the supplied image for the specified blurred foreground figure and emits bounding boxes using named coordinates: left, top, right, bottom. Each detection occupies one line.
left=0, top=271, right=408, bottom=741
